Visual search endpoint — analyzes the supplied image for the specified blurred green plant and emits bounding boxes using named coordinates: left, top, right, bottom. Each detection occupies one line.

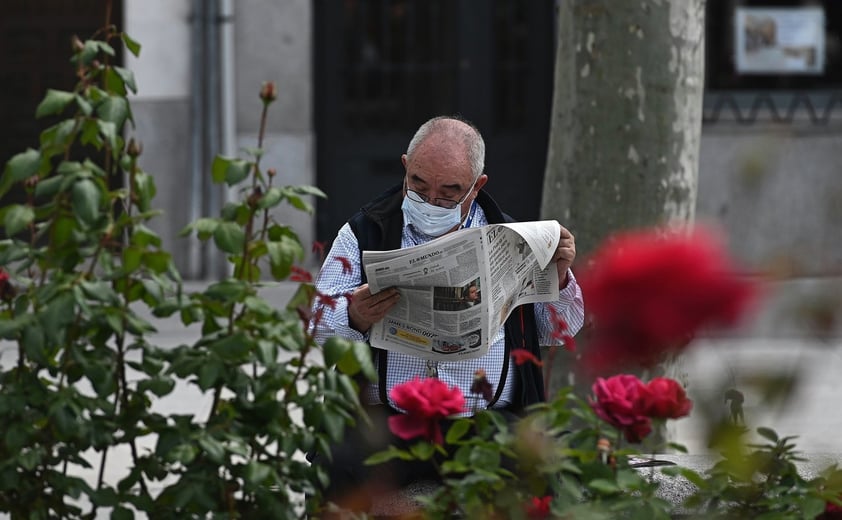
left=0, top=19, right=371, bottom=520
left=362, top=376, right=842, bottom=519
left=355, top=226, right=842, bottom=519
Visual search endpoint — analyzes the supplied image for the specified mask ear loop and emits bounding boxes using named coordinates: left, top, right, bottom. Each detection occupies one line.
left=461, top=200, right=477, bottom=229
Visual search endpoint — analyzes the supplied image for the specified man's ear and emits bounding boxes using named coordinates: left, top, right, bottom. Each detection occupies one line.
left=401, top=154, right=408, bottom=169
left=474, top=174, right=488, bottom=193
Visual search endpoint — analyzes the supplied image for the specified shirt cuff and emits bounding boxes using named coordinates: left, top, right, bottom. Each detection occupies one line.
left=559, top=269, right=578, bottom=298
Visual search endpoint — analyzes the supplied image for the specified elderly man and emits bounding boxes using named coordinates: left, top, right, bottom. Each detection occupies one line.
left=311, top=115, right=585, bottom=511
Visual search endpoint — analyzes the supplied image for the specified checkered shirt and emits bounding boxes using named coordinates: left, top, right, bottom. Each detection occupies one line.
left=312, top=202, right=585, bottom=416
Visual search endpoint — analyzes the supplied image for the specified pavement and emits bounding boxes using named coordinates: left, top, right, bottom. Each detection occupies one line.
left=1, top=277, right=841, bottom=516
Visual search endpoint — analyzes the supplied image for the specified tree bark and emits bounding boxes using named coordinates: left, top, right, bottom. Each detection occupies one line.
left=542, top=3, right=706, bottom=436
left=541, top=0, right=706, bottom=259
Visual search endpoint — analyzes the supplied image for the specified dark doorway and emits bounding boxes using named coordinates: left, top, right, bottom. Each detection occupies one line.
left=314, top=0, right=556, bottom=242
left=1, top=1, right=124, bottom=209
left=1, top=1, right=124, bottom=165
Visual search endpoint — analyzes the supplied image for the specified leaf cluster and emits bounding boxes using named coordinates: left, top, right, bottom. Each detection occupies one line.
left=0, top=24, right=367, bottom=520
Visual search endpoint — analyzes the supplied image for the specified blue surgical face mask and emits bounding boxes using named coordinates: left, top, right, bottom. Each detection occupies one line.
left=401, top=175, right=479, bottom=237
left=401, top=196, right=465, bottom=237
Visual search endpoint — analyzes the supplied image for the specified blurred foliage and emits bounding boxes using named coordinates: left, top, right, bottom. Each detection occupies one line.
left=0, top=21, right=372, bottom=519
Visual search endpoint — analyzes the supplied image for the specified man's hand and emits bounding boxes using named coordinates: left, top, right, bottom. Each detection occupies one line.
left=551, top=224, right=576, bottom=289
left=348, top=284, right=401, bottom=333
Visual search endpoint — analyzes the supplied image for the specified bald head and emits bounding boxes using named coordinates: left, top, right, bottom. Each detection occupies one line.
left=406, top=116, right=486, bottom=180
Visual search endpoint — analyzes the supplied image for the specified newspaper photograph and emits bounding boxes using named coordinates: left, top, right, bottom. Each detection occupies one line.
left=362, top=220, right=561, bottom=361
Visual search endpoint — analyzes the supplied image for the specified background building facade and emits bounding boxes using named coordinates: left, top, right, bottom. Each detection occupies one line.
left=3, top=0, right=841, bottom=279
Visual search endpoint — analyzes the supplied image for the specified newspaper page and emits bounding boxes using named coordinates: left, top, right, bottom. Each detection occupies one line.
left=363, top=220, right=560, bottom=361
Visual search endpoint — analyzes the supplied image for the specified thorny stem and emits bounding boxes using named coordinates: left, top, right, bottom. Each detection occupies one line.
left=94, top=153, right=150, bottom=507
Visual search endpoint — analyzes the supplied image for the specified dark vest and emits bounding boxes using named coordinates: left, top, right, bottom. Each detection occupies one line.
left=347, top=184, right=546, bottom=413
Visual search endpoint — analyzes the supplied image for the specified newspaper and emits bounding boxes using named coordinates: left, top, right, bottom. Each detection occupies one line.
left=363, top=221, right=561, bottom=361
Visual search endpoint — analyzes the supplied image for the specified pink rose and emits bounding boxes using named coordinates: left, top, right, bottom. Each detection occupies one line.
left=589, top=375, right=652, bottom=443
left=388, top=378, right=465, bottom=445
left=636, top=377, right=693, bottom=420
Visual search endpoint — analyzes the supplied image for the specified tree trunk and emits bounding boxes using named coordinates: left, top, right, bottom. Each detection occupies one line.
left=541, top=0, right=706, bottom=259
left=541, top=2, right=706, bottom=437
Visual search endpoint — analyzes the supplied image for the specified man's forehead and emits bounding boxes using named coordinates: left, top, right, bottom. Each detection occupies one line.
left=406, top=152, right=473, bottom=186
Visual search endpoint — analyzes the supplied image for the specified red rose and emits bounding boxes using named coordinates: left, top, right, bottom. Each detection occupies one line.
left=589, top=375, right=652, bottom=443
left=636, top=377, right=693, bottom=420
left=525, top=495, right=552, bottom=518
left=580, top=226, right=757, bottom=374
left=388, top=378, right=465, bottom=445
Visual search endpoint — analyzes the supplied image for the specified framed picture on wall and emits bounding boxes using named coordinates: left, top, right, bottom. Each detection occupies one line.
left=734, top=6, right=825, bottom=75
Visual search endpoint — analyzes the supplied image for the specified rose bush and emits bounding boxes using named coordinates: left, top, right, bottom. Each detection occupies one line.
left=355, top=226, right=842, bottom=519
left=0, top=21, right=374, bottom=518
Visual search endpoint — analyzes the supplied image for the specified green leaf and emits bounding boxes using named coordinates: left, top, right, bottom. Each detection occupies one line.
left=75, top=94, right=93, bottom=116
left=121, top=32, right=142, bottom=57
left=410, top=442, right=436, bottom=461
left=80, top=119, right=102, bottom=147
left=78, top=40, right=99, bottom=65
left=198, top=360, right=223, bottom=391
left=123, top=245, right=142, bottom=273
left=97, top=120, right=119, bottom=151
left=39, top=120, right=76, bottom=155
left=111, top=505, right=134, bottom=520
left=138, top=375, right=175, bottom=397
left=256, top=187, right=283, bottom=209
left=0, top=314, right=35, bottom=339
left=34, top=175, right=64, bottom=199
left=41, top=292, right=75, bottom=345
left=180, top=217, right=219, bottom=240
left=168, top=444, right=198, bottom=465
left=364, top=446, right=414, bottom=465
left=288, top=185, right=327, bottom=198
left=3, top=149, right=41, bottom=186
left=87, top=363, right=116, bottom=397
left=284, top=194, right=313, bottom=214
left=322, top=408, right=346, bottom=442
left=72, top=178, right=101, bottom=226
left=348, top=341, right=377, bottom=382
left=244, top=461, right=272, bottom=486
left=266, top=236, right=304, bottom=280
left=130, top=224, right=162, bottom=247
left=143, top=251, right=172, bottom=274
left=198, top=435, right=226, bottom=463
left=757, top=427, right=779, bottom=443
left=115, top=66, right=138, bottom=93
left=209, top=332, right=252, bottom=362
left=133, top=171, right=156, bottom=212
left=4, top=424, right=29, bottom=452
left=104, top=67, right=127, bottom=96
left=322, top=337, right=350, bottom=367
left=203, top=279, right=251, bottom=302
left=211, top=156, right=251, bottom=186
left=3, top=204, right=35, bottom=236
left=213, top=221, right=245, bottom=254
left=588, top=478, right=621, bottom=495
left=445, top=419, right=471, bottom=444
left=35, top=89, right=75, bottom=118
left=97, top=96, right=129, bottom=127
left=21, top=323, right=48, bottom=365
